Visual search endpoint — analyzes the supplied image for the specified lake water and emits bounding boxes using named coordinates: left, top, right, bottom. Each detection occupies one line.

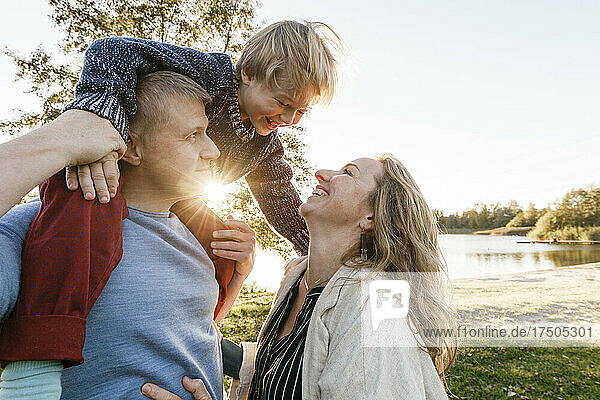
left=441, top=234, right=600, bottom=279
left=249, top=234, right=600, bottom=290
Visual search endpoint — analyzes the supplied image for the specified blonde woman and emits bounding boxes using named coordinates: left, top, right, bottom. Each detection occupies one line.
left=142, top=154, right=457, bottom=400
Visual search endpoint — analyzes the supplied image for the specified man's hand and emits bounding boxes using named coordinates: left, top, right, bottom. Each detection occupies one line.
left=65, top=152, right=120, bottom=204
left=141, top=377, right=212, bottom=400
left=211, top=216, right=256, bottom=278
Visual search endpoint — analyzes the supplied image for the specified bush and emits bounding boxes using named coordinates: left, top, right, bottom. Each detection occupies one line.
left=528, top=186, right=600, bottom=241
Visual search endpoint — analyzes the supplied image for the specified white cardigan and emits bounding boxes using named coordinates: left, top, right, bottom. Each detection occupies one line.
left=229, top=257, right=448, bottom=400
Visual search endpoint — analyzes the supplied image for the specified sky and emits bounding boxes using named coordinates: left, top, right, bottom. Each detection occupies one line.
left=1, top=0, right=598, bottom=288
left=1, top=0, right=599, bottom=215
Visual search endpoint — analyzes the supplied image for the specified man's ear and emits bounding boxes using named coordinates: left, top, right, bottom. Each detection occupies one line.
left=121, top=136, right=143, bottom=166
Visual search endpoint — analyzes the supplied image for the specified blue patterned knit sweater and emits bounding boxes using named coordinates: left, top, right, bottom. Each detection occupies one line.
left=65, top=37, right=309, bottom=254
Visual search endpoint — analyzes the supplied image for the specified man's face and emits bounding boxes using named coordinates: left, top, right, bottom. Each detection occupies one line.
left=138, top=97, right=220, bottom=198
left=238, top=70, right=312, bottom=136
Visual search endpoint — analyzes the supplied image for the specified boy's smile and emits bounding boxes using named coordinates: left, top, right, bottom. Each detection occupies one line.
left=238, top=69, right=311, bottom=136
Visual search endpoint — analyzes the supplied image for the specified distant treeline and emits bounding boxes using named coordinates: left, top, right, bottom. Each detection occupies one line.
left=435, top=201, right=535, bottom=231
left=436, top=186, right=600, bottom=240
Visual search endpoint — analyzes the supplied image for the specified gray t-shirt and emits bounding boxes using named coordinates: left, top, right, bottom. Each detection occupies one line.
left=0, top=202, right=222, bottom=400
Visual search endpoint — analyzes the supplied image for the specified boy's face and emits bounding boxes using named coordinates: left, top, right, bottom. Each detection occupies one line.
left=135, top=97, right=220, bottom=198
left=238, top=69, right=312, bottom=136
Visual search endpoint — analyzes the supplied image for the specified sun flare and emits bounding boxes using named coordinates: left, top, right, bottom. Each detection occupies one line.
left=203, top=182, right=228, bottom=204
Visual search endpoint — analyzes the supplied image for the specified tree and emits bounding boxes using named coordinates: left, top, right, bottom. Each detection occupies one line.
left=436, top=201, right=523, bottom=231
left=2, top=0, right=258, bottom=135
left=2, top=0, right=315, bottom=257
left=529, top=186, right=600, bottom=240
left=507, top=203, right=543, bottom=227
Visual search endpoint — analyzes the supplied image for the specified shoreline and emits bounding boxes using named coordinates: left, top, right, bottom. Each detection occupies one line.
left=450, top=262, right=600, bottom=329
left=453, top=261, right=600, bottom=283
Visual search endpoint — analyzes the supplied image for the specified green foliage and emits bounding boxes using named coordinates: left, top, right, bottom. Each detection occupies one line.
left=529, top=186, right=600, bottom=240
left=507, top=203, right=545, bottom=228
left=437, top=201, right=522, bottom=232
left=0, top=47, right=80, bottom=134
left=439, top=186, right=600, bottom=241
left=2, top=0, right=258, bottom=136
left=48, top=0, right=258, bottom=53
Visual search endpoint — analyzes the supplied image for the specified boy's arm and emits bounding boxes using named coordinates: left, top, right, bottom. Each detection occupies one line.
left=214, top=271, right=249, bottom=323
left=245, top=135, right=309, bottom=255
left=211, top=218, right=255, bottom=322
left=64, top=37, right=235, bottom=140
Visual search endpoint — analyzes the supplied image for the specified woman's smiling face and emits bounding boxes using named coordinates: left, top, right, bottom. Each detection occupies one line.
left=300, top=158, right=383, bottom=228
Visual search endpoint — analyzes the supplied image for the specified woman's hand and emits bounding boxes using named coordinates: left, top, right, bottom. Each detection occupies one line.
left=141, top=377, right=212, bottom=400
left=211, top=216, right=256, bottom=278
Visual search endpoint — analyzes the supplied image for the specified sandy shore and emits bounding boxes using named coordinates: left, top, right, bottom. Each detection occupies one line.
left=449, top=263, right=600, bottom=333
left=453, top=262, right=600, bottom=283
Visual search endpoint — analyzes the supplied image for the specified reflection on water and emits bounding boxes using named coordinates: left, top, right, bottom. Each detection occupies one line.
left=440, top=235, right=600, bottom=279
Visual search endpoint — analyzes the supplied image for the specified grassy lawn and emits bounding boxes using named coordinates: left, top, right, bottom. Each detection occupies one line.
left=447, top=346, right=599, bottom=399
left=450, top=273, right=600, bottom=327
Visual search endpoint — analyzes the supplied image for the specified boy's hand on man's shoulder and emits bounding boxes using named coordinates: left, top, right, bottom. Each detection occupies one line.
left=211, top=216, right=256, bottom=278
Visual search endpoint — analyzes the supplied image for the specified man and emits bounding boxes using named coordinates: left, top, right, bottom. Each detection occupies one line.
left=0, top=71, right=255, bottom=400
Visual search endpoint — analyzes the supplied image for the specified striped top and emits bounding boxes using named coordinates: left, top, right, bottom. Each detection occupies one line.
left=248, top=273, right=324, bottom=400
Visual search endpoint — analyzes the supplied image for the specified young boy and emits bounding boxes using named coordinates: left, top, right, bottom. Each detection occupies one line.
left=0, top=71, right=255, bottom=399
left=0, top=19, right=345, bottom=390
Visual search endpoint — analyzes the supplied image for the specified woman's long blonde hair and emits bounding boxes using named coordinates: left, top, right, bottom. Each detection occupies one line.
left=344, top=154, right=457, bottom=380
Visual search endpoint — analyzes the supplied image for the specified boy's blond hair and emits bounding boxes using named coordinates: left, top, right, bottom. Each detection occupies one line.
left=236, top=20, right=348, bottom=106
left=129, top=71, right=211, bottom=144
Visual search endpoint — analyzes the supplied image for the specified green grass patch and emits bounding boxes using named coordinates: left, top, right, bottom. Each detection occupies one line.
left=447, top=346, right=599, bottom=399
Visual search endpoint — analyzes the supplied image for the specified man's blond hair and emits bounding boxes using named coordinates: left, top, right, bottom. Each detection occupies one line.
left=236, top=20, right=348, bottom=105
left=129, top=71, right=211, bottom=144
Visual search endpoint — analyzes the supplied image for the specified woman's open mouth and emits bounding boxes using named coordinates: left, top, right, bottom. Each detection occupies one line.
left=310, top=185, right=329, bottom=197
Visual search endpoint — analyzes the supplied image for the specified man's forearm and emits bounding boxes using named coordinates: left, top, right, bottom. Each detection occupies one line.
left=0, top=127, right=69, bottom=217
left=214, top=271, right=249, bottom=322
